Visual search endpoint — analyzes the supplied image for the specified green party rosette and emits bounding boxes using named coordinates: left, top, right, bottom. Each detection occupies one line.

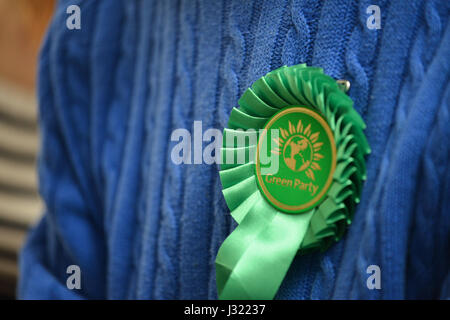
left=216, top=64, right=370, bottom=300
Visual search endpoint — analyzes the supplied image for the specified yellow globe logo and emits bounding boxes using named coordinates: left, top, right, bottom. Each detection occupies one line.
left=273, top=120, right=324, bottom=181
left=256, top=106, right=336, bottom=213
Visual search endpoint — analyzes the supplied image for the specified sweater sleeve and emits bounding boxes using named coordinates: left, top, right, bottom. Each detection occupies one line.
left=18, top=1, right=108, bottom=299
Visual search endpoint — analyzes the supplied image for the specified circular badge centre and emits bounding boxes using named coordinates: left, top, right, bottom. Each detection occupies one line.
left=255, top=106, right=336, bottom=213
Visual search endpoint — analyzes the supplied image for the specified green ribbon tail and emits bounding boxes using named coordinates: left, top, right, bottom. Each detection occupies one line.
left=215, top=199, right=314, bottom=300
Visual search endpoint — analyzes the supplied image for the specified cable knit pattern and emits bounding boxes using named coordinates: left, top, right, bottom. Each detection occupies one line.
left=208, top=0, right=256, bottom=298
left=18, top=0, right=450, bottom=299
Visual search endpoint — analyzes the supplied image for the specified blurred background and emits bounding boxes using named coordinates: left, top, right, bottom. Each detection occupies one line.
left=0, top=0, right=55, bottom=299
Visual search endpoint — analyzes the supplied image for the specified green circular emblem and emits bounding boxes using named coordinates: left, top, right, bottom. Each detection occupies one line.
left=255, top=106, right=336, bottom=213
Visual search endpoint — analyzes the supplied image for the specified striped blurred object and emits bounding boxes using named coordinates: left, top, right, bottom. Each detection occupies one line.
left=0, top=78, right=42, bottom=298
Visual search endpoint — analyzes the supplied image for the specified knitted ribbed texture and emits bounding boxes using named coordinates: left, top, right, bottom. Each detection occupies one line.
left=18, top=0, right=450, bottom=299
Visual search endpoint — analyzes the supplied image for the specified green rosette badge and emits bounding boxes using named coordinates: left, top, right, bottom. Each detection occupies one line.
left=216, top=64, right=370, bottom=300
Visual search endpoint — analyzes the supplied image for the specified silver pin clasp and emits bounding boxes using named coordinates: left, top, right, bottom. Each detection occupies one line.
left=336, top=80, right=351, bottom=93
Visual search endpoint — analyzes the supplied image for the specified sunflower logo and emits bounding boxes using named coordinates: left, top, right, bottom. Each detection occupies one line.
left=271, top=120, right=324, bottom=181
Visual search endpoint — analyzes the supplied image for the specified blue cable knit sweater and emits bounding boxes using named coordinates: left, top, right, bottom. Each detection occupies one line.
left=18, top=0, right=450, bottom=299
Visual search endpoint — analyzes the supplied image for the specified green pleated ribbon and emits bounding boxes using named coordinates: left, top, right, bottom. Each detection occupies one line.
left=216, top=64, right=370, bottom=300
